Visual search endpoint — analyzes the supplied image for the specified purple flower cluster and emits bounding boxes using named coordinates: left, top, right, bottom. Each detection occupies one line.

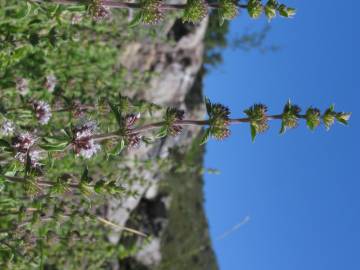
left=124, top=113, right=142, bottom=148
left=12, top=132, right=42, bottom=167
left=33, top=101, right=52, bottom=125
left=72, top=121, right=101, bottom=159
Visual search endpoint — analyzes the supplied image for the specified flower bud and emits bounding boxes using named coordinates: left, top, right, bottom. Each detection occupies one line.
left=141, top=0, right=164, bottom=24
left=219, top=0, right=239, bottom=21
left=163, top=108, right=185, bottom=136
left=305, top=107, right=321, bottom=130
left=280, top=100, right=301, bottom=134
left=206, top=98, right=231, bottom=141
left=322, top=105, right=336, bottom=130
left=247, top=0, right=263, bottom=19
left=244, top=104, right=269, bottom=141
left=278, top=4, right=296, bottom=18
left=264, top=0, right=277, bottom=21
left=125, top=113, right=141, bottom=128
left=88, top=0, right=111, bottom=21
left=335, top=112, right=351, bottom=125
left=183, top=0, right=209, bottom=23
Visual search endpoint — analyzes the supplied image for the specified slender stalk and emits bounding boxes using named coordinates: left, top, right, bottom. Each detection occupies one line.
left=91, top=114, right=307, bottom=142
left=3, top=175, right=79, bottom=189
left=33, top=0, right=249, bottom=10
left=96, top=216, right=147, bottom=237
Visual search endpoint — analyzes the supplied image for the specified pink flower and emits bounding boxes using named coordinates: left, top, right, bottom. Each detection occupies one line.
left=12, top=132, right=37, bottom=152
left=33, top=101, right=52, bottom=125
left=12, top=132, right=42, bottom=167
left=15, top=150, right=43, bottom=168
left=72, top=121, right=101, bottom=159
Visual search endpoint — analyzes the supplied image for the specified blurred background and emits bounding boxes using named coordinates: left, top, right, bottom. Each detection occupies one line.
left=204, top=1, right=360, bottom=269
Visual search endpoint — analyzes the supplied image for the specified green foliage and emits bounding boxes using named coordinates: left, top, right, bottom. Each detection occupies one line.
left=0, top=1, right=350, bottom=269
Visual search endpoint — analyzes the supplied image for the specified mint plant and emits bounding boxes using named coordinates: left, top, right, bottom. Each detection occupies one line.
left=0, top=0, right=352, bottom=269
left=33, top=0, right=296, bottom=24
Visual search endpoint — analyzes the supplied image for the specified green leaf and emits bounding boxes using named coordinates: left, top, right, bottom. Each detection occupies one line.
left=108, top=101, right=123, bottom=128
left=129, top=12, right=143, bottom=28
left=81, top=166, right=90, bottom=183
left=156, top=126, right=168, bottom=139
left=0, top=139, right=12, bottom=152
left=110, top=139, right=125, bottom=156
left=39, top=142, right=69, bottom=151
left=250, top=124, right=257, bottom=142
left=205, top=97, right=212, bottom=116
left=40, top=136, right=70, bottom=151
left=200, top=128, right=211, bottom=145
left=279, top=122, right=285, bottom=134
left=25, top=152, right=32, bottom=176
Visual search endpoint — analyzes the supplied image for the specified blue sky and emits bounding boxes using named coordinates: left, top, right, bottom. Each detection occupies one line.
left=204, top=1, right=360, bottom=270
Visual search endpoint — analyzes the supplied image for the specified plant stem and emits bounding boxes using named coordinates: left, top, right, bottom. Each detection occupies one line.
left=34, top=0, right=249, bottom=10
left=3, top=175, right=79, bottom=189
left=92, top=114, right=308, bottom=142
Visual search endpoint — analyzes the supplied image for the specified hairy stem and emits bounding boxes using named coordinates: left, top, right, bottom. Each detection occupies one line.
left=92, top=114, right=307, bottom=142
left=33, top=0, right=248, bottom=10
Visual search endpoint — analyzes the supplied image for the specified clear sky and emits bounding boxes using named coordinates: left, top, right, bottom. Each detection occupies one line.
left=204, top=1, right=360, bottom=270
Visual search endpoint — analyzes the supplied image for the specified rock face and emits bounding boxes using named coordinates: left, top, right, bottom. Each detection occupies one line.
left=106, top=18, right=218, bottom=269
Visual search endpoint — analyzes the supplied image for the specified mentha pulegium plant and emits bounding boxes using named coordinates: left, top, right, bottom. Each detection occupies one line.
left=2, top=96, right=350, bottom=162
left=36, top=0, right=296, bottom=25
